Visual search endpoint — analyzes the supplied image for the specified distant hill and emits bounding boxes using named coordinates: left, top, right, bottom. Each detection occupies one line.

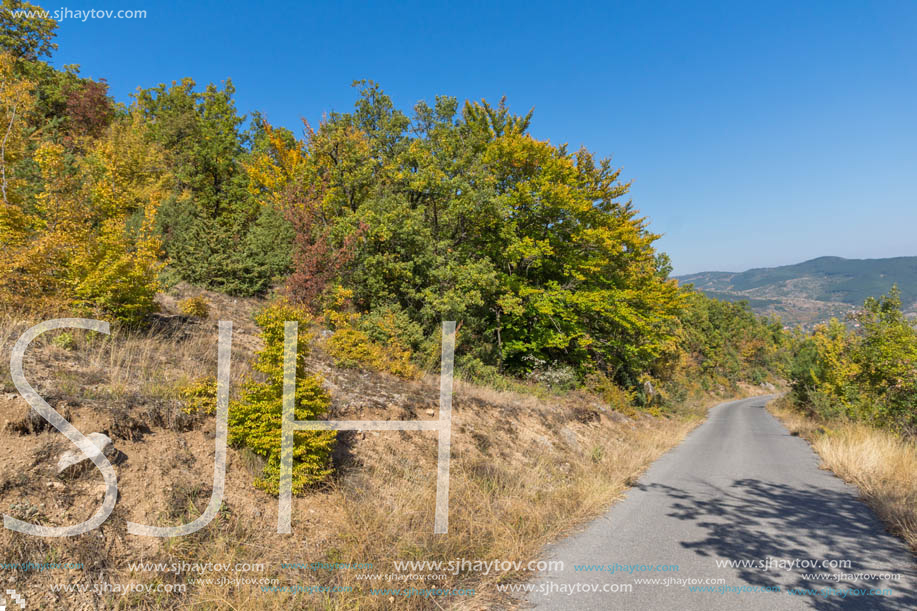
left=677, top=256, right=917, bottom=329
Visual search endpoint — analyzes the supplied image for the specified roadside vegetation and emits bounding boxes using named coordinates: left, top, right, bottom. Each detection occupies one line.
left=0, top=285, right=770, bottom=609
left=770, top=286, right=917, bottom=554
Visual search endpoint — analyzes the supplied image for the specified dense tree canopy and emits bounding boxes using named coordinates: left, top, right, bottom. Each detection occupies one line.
left=270, top=82, right=685, bottom=384
left=0, top=7, right=792, bottom=394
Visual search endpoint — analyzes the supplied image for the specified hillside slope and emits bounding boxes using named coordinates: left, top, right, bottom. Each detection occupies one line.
left=0, top=285, right=768, bottom=610
left=677, top=256, right=917, bottom=328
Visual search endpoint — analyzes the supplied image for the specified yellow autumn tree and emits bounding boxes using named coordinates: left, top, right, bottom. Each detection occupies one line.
left=0, top=102, right=170, bottom=324
left=244, top=120, right=306, bottom=207
left=810, top=319, right=860, bottom=404
left=68, top=112, right=171, bottom=325
left=0, top=52, right=33, bottom=206
left=0, top=54, right=79, bottom=311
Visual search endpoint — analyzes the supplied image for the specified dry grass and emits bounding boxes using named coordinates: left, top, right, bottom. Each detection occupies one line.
left=768, top=397, right=917, bottom=554
left=0, top=285, right=260, bottom=406
left=160, top=377, right=716, bottom=610
left=314, top=396, right=707, bottom=609
left=0, top=289, right=749, bottom=610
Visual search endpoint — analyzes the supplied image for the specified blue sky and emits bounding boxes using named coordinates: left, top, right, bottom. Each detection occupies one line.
left=48, top=0, right=917, bottom=275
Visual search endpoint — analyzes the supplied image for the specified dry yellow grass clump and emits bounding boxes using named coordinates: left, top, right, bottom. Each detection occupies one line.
left=768, top=397, right=917, bottom=554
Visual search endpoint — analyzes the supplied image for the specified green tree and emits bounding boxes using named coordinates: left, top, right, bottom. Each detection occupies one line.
left=279, top=83, right=684, bottom=386
left=0, top=0, right=57, bottom=61
left=852, top=287, right=917, bottom=433
left=137, top=79, right=293, bottom=295
left=674, top=290, right=787, bottom=390
left=789, top=287, right=917, bottom=434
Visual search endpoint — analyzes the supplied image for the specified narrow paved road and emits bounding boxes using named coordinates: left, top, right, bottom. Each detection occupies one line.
left=527, top=396, right=917, bottom=610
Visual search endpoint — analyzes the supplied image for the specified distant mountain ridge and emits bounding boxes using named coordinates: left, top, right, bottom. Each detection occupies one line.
left=677, top=256, right=917, bottom=328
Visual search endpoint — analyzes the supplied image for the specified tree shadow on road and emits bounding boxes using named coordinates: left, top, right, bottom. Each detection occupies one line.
left=636, top=478, right=917, bottom=610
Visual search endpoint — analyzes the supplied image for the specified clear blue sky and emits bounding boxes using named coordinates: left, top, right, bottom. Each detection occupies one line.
left=48, top=0, right=917, bottom=275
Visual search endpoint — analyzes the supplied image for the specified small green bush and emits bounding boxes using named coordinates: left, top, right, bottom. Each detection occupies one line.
left=52, top=332, right=75, bottom=350
left=178, top=377, right=217, bottom=414
left=179, top=296, right=210, bottom=318
left=323, top=289, right=420, bottom=379
left=455, top=355, right=502, bottom=386
left=585, top=371, right=636, bottom=415
left=229, top=299, right=336, bottom=494
left=359, top=304, right=425, bottom=351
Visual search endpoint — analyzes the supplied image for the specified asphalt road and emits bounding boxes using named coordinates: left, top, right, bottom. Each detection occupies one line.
left=527, top=396, right=917, bottom=610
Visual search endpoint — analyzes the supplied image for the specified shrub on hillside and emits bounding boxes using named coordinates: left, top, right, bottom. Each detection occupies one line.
left=523, top=355, right=579, bottom=390
left=585, top=371, right=636, bottom=414
left=323, top=289, right=420, bottom=379
left=178, top=377, right=217, bottom=415
left=228, top=300, right=336, bottom=494
left=156, top=199, right=294, bottom=297
left=455, top=355, right=502, bottom=386
left=178, top=296, right=210, bottom=319
left=51, top=331, right=75, bottom=350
